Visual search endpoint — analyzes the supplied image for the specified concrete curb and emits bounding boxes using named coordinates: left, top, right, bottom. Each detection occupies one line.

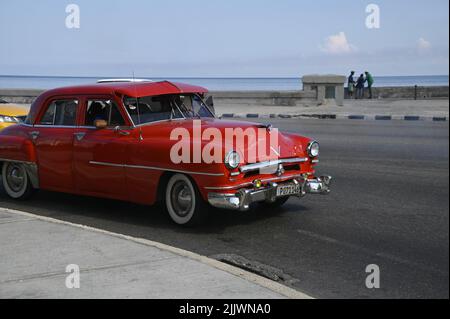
left=219, top=114, right=448, bottom=122
left=1, top=207, right=313, bottom=299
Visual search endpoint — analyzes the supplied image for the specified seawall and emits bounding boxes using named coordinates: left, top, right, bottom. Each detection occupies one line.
left=345, top=86, right=449, bottom=100
left=0, top=86, right=448, bottom=106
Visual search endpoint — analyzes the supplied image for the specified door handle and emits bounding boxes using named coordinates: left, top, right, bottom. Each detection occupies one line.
left=74, top=132, right=86, bottom=141
left=114, top=126, right=130, bottom=136
left=29, top=131, right=40, bottom=140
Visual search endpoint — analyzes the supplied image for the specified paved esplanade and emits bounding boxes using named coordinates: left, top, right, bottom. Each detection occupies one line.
left=0, top=208, right=307, bottom=298
left=215, top=99, right=449, bottom=120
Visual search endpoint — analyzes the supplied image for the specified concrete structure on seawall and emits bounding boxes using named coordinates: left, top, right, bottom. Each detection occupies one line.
left=302, top=74, right=346, bottom=106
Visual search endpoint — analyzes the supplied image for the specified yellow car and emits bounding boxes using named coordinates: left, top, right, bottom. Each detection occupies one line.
left=0, top=100, right=29, bottom=131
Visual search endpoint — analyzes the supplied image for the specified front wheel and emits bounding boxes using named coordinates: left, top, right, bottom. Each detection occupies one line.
left=1, top=162, right=35, bottom=199
left=165, top=174, right=208, bottom=226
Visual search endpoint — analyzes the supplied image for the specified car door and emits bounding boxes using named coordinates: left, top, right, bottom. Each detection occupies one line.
left=72, top=96, right=133, bottom=199
left=32, top=97, right=79, bottom=192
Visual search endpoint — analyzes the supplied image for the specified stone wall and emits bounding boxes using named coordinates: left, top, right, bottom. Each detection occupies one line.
left=0, top=89, right=43, bottom=104
left=345, top=86, right=449, bottom=99
left=0, top=86, right=448, bottom=106
left=209, top=90, right=317, bottom=107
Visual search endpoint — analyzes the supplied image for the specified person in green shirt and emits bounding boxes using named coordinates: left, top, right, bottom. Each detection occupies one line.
left=365, top=71, right=374, bottom=99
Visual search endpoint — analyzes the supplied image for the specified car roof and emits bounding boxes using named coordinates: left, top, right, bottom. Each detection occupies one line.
left=41, top=80, right=208, bottom=98
left=26, top=81, right=208, bottom=125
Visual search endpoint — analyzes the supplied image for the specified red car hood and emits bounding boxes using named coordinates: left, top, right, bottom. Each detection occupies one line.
left=139, top=118, right=310, bottom=163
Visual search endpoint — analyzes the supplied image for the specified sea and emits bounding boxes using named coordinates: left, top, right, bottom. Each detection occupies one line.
left=0, top=75, right=448, bottom=91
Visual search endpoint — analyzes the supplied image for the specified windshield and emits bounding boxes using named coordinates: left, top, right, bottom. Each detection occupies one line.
left=123, top=93, right=214, bottom=125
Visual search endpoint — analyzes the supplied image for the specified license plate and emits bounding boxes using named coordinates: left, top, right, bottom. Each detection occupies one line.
left=276, top=184, right=301, bottom=197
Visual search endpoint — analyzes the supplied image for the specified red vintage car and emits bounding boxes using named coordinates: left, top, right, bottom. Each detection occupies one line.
left=0, top=80, right=331, bottom=226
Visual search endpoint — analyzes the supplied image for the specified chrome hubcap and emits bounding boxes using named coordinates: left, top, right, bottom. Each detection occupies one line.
left=170, top=181, right=193, bottom=217
left=6, top=164, right=25, bottom=192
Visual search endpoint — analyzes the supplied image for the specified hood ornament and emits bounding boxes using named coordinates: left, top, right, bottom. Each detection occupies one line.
left=257, top=123, right=273, bottom=132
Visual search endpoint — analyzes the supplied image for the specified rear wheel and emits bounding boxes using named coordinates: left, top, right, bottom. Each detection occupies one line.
left=1, top=162, right=34, bottom=199
left=165, top=174, right=208, bottom=226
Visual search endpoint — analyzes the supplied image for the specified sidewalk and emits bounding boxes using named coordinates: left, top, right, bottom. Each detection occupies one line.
left=215, top=99, right=449, bottom=121
left=0, top=208, right=310, bottom=299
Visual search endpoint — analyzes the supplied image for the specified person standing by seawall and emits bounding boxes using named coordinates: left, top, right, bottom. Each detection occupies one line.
left=365, top=71, right=374, bottom=99
left=347, top=71, right=356, bottom=99
left=355, top=74, right=365, bottom=99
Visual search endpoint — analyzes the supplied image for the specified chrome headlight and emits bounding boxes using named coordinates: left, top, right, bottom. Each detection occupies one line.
left=307, top=141, right=320, bottom=157
left=225, top=151, right=240, bottom=169
left=0, top=115, right=20, bottom=123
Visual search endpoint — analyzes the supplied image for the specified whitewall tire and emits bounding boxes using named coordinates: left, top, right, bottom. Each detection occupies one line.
left=1, top=162, right=34, bottom=199
left=165, top=174, right=207, bottom=226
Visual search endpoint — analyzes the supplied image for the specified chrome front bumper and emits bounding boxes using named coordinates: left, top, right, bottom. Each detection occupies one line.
left=207, top=176, right=332, bottom=211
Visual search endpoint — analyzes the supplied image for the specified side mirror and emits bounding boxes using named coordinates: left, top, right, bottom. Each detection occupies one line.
left=94, top=119, right=107, bottom=129
left=205, top=96, right=215, bottom=115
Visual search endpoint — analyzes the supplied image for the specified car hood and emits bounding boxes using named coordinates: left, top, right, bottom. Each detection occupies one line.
left=139, top=118, right=311, bottom=163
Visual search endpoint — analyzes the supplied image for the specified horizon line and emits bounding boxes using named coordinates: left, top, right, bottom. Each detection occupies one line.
left=1, top=74, right=449, bottom=79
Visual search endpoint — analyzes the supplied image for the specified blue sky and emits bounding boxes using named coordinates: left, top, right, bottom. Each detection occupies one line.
left=0, top=0, right=448, bottom=77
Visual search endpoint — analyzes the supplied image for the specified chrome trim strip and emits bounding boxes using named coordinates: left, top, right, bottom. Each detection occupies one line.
left=239, top=157, right=308, bottom=174
left=207, top=175, right=332, bottom=211
left=134, top=117, right=187, bottom=128
left=89, top=161, right=224, bottom=177
left=23, top=124, right=134, bottom=131
left=204, top=174, right=304, bottom=190
left=90, top=161, right=123, bottom=168
left=33, top=125, right=78, bottom=129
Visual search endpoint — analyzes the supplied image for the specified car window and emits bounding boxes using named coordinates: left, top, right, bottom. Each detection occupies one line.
left=39, top=100, right=78, bottom=126
left=192, top=95, right=212, bottom=117
left=85, top=99, right=125, bottom=127
left=122, top=93, right=217, bottom=125
left=123, top=95, right=184, bottom=125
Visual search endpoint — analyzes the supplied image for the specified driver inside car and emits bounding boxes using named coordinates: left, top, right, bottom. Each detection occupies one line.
left=86, top=101, right=107, bottom=126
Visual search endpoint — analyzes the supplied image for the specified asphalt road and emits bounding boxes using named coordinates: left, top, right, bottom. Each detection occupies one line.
left=1, top=119, right=448, bottom=298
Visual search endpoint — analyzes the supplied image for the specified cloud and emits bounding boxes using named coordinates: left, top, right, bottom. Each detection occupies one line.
left=321, top=32, right=357, bottom=55
left=417, top=37, right=432, bottom=53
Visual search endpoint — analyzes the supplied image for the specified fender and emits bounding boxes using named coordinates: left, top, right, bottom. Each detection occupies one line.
left=0, top=135, right=39, bottom=188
